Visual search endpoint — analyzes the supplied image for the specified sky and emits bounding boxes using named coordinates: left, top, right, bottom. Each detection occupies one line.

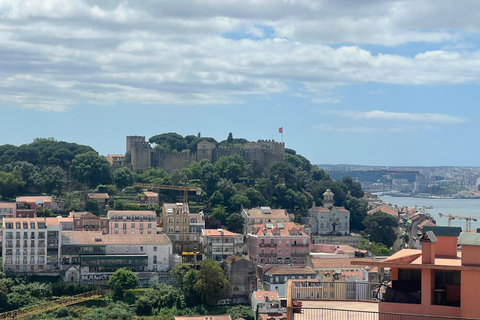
left=1, top=0, right=480, bottom=166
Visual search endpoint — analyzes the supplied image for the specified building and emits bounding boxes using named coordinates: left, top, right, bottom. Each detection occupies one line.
left=263, top=266, right=316, bottom=297
left=127, top=135, right=284, bottom=172
left=163, top=203, right=204, bottom=254
left=3, top=217, right=61, bottom=274
left=223, top=256, right=257, bottom=304
left=352, top=226, right=480, bottom=319
left=247, top=222, right=310, bottom=266
left=138, top=191, right=159, bottom=206
left=15, top=196, right=63, bottom=218
left=107, top=210, right=157, bottom=235
left=175, top=316, right=231, bottom=320
left=106, top=154, right=124, bottom=170
left=61, top=231, right=172, bottom=284
left=251, top=291, right=282, bottom=316
left=0, top=202, right=15, bottom=218
left=308, top=189, right=350, bottom=235
left=69, top=212, right=109, bottom=233
left=286, top=279, right=322, bottom=300
left=87, top=193, right=109, bottom=208
left=201, top=229, right=243, bottom=261
left=242, top=207, right=291, bottom=234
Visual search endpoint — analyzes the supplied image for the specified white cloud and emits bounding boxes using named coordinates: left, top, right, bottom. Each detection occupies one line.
left=0, top=1, right=480, bottom=111
left=370, top=89, right=385, bottom=95
left=322, top=110, right=467, bottom=124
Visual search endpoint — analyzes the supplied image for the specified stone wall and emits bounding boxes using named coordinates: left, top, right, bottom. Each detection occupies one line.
left=127, top=136, right=285, bottom=172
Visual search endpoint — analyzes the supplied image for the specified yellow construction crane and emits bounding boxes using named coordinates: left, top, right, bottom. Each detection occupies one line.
left=438, top=213, right=478, bottom=232
left=133, top=183, right=202, bottom=204
left=134, top=183, right=202, bottom=253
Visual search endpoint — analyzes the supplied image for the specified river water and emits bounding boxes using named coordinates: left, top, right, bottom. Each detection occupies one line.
left=378, top=195, right=480, bottom=230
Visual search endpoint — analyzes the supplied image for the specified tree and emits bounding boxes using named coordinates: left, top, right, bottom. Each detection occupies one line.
left=170, top=263, right=192, bottom=286
left=183, top=269, right=200, bottom=307
left=226, top=212, right=244, bottom=234
left=363, top=212, right=399, bottom=248
left=227, top=132, right=233, bottom=144
left=85, top=199, right=100, bottom=215
left=70, top=151, right=112, bottom=188
left=344, top=194, right=368, bottom=232
left=211, top=206, right=228, bottom=225
left=194, top=260, right=229, bottom=305
left=113, top=167, right=134, bottom=188
left=108, top=268, right=139, bottom=297
left=228, top=305, right=254, bottom=320
left=0, top=172, right=24, bottom=199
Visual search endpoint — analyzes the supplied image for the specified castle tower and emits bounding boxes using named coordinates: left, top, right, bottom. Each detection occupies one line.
left=323, top=189, right=334, bottom=208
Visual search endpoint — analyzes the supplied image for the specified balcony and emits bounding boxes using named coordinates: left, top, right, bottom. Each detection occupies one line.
left=260, top=243, right=277, bottom=247
left=292, top=243, right=309, bottom=247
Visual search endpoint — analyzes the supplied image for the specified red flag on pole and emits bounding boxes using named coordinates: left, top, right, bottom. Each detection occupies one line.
left=279, top=127, right=283, bottom=133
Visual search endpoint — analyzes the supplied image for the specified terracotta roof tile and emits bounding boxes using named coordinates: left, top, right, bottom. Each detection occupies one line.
left=250, top=222, right=307, bottom=237
left=4, top=217, right=59, bottom=227
left=87, top=193, right=109, bottom=199
left=16, top=196, right=52, bottom=202
left=265, top=266, right=315, bottom=276
left=176, top=316, right=231, bottom=320
left=202, top=229, right=242, bottom=237
left=107, top=210, right=156, bottom=217
left=253, top=291, right=279, bottom=301
left=245, top=208, right=289, bottom=220
left=310, top=258, right=372, bottom=269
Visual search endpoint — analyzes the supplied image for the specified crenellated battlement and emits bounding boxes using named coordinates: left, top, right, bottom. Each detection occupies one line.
left=126, top=135, right=285, bottom=172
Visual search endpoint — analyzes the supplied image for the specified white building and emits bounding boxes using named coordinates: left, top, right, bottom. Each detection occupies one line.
left=201, top=229, right=243, bottom=261
left=2, top=217, right=61, bottom=274
left=61, top=231, right=172, bottom=283
left=251, top=291, right=282, bottom=315
left=308, top=189, right=350, bottom=235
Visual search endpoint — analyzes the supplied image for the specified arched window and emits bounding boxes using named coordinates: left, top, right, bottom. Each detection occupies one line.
left=320, top=223, right=324, bottom=229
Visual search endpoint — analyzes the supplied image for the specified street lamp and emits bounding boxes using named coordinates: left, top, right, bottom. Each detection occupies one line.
left=218, top=228, right=224, bottom=261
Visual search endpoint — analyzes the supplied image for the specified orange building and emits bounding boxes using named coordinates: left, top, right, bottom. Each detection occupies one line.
left=353, top=226, right=480, bottom=319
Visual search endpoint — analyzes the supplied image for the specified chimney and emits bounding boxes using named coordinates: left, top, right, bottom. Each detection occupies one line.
left=421, top=231, right=437, bottom=264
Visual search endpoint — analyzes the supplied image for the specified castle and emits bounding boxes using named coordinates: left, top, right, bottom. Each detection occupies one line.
left=126, top=136, right=285, bottom=172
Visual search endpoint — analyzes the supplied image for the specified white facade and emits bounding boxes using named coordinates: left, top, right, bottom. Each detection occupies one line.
left=2, top=217, right=61, bottom=274
left=309, top=189, right=350, bottom=235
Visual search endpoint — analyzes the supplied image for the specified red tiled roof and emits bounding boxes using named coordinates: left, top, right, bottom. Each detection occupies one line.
left=310, top=257, right=373, bottom=269
left=253, top=291, right=279, bottom=301
left=0, top=202, right=15, bottom=209
left=142, top=192, right=158, bottom=197
left=87, top=193, right=109, bottom=199
left=258, top=314, right=287, bottom=320
left=245, top=208, right=289, bottom=220
left=202, top=229, right=242, bottom=237
left=368, top=205, right=398, bottom=217
left=265, top=266, right=316, bottom=276
left=16, top=196, right=52, bottom=202
left=251, top=221, right=307, bottom=237
left=107, top=210, right=156, bottom=217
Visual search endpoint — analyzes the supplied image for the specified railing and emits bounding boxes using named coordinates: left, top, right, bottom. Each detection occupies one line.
left=292, top=243, right=309, bottom=247
left=0, top=290, right=103, bottom=319
left=259, top=252, right=277, bottom=257
left=260, top=243, right=277, bottom=247
left=290, top=281, right=380, bottom=302
left=291, top=252, right=308, bottom=257
left=290, top=307, right=476, bottom=320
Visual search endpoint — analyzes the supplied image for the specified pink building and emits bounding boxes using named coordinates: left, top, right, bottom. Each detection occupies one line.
left=247, top=222, right=310, bottom=266
left=0, top=202, right=16, bottom=218
left=16, top=196, right=56, bottom=218
left=107, top=210, right=157, bottom=235
left=138, top=192, right=159, bottom=206
left=69, top=212, right=109, bottom=233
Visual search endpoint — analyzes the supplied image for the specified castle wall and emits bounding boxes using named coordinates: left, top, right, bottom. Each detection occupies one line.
left=127, top=136, right=285, bottom=172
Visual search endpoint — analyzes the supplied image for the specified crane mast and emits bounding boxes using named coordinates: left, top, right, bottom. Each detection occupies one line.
left=438, top=213, right=478, bottom=232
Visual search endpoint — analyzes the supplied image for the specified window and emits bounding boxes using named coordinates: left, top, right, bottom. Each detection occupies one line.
left=278, top=249, right=281, bottom=254
left=123, top=223, right=127, bottom=230
left=114, top=223, right=119, bottom=228
left=30, top=222, right=35, bottom=229
left=131, top=223, right=135, bottom=228
left=148, top=223, right=152, bottom=228
left=286, top=248, right=290, bottom=254
left=16, top=222, right=20, bottom=229
left=23, top=222, right=28, bottom=229
left=153, top=255, right=157, bottom=264
left=330, top=292, right=334, bottom=298
left=176, top=218, right=180, bottom=224
left=153, top=246, right=157, bottom=252
left=140, top=246, right=144, bottom=252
